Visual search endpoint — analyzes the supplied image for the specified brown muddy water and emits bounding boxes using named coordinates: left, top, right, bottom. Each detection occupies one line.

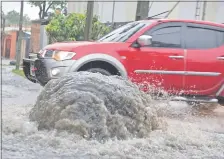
left=2, top=65, right=224, bottom=159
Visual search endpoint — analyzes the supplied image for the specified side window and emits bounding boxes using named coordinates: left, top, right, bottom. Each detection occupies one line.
left=145, top=26, right=182, bottom=48
left=216, top=31, right=224, bottom=46
left=185, top=27, right=218, bottom=49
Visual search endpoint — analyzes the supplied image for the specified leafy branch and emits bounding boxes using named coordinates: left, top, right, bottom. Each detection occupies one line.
left=29, top=0, right=67, bottom=19
left=45, top=13, right=112, bottom=43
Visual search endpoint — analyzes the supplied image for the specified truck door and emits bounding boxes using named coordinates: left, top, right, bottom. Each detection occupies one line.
left=183, top=23, right=224, bottom=95
left=127, top=22, right=186, bottom=94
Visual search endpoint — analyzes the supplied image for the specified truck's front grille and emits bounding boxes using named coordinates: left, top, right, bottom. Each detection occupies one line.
left=34, top=59, right=49, bottom=85
left=23, top=60, right=37, bottom=83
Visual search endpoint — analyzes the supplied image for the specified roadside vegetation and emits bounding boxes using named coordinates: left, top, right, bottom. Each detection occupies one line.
left=45, top=13, right=111, bottom=43
left=12, top=69, right=25, bottom=77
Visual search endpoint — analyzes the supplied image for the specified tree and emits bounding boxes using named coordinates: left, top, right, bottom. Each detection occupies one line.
left=29, top=1, right=67, bottom=19
left=5, top=10, right=31, bottom=26
left=45, top=13, right=111, bottom=43
left=23, top=14, right=31, bottom=25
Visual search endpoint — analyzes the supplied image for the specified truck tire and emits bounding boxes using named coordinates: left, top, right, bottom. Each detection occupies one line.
left=218, top=97, right=224, bottom=106
left=218, top=101, right=224, bottom=106
left=86, top=68, right=112, bottom=76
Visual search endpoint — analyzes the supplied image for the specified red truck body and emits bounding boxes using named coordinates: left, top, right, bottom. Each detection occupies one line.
left=23, top=19, right=224, bottom=104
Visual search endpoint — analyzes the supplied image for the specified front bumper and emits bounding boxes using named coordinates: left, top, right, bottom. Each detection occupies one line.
left=23, top=57, right=75, bottom=86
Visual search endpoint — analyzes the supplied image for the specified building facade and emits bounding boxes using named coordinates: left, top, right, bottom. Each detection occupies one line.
left=2, top=31, right=30, bottom=60
left=67, top=1, right=224, bottom=23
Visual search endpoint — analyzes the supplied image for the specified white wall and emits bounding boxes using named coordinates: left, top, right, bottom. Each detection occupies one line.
left=206, top=2, right=224, bottom=23
left=150, top=1, right=224, bottom=23
left=67, top=1, right=137, bottom=23
left=67, top=1, right=224, bottom=23
left=148, top=1, right=180, bottom=18
left=148, top=1, right=203, bottom=20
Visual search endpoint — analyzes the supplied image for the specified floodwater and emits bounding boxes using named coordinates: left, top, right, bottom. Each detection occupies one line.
left=2, top=65, right=224, bottom=159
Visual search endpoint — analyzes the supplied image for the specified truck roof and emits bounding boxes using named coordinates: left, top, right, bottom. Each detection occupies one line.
left=139, top=19, right=224, bottom=28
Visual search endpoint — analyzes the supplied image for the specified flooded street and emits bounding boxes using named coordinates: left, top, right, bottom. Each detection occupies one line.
left=2, top=64, right=224, bottom=159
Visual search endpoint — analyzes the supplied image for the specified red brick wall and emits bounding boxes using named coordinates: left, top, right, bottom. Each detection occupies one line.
left=30, top=21, right=41, bottom=53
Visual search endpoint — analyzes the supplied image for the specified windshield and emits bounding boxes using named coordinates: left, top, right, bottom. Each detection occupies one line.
left=98, top=21, right=151, bottom=42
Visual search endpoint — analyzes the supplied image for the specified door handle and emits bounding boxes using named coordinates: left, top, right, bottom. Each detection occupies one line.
left=217, top=56, right=224, bottom=60
left=169, top=55, right=184, bottom=59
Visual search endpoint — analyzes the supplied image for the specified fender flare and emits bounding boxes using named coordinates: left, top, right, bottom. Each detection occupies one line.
left=216, top=84, right=224, bottom=97
left=68, top=53, right=128, bottom=79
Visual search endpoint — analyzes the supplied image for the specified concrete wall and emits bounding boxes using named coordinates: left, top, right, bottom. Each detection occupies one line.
left=149, top=1, right=224, bottom=23
left=67, top=1, right=224, bottom=23
left=205, top=2, right=224, bottom=23
left=40, top=25, right=49, bottom=50
left=67, top=1, right=138, bottom=23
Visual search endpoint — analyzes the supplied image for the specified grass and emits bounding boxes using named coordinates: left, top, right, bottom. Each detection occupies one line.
left=12, top=69, right=25, bottom=77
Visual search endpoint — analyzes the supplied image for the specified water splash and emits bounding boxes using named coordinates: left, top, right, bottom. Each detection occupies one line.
left=29, top=72, right=162, bottom=141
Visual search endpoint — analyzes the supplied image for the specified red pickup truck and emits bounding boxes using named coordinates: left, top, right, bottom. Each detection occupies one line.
left=23, top=19, right=224, bottom=105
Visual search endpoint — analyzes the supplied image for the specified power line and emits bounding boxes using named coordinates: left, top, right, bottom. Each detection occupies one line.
left=165, top=1, right=180, bottom=18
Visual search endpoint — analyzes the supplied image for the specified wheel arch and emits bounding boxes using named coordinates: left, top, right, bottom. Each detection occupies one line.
left=216, top=84, right=224, bottom=97
left=68, top=53, right=128, bottom=79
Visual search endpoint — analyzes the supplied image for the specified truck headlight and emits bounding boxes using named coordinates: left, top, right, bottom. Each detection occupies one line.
left=52, top=51, right=76, bottom=61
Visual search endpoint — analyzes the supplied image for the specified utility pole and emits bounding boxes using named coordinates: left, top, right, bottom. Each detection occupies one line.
left=1, top=0, right=2, bottom=61
left=16, top=0, right=24, bottom=70
left=135, top=1, right=150, bottom=21
left=195, top=0, right=202, bottom=20
left=202, top=1, right=207, bottom=20
left=1, top=3, right=5, bottom=57
left=111, top=0, right=115, bottom=28
left=84, top=1, right=94, bottom=41
left=1, top=15, right=5, bottom=57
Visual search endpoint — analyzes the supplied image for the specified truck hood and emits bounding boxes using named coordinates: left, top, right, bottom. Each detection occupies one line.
left=43, top=41, right=95, bottom=51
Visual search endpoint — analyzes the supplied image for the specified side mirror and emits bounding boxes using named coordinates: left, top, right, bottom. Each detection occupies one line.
left=137, top=35, right=152, bottom=47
